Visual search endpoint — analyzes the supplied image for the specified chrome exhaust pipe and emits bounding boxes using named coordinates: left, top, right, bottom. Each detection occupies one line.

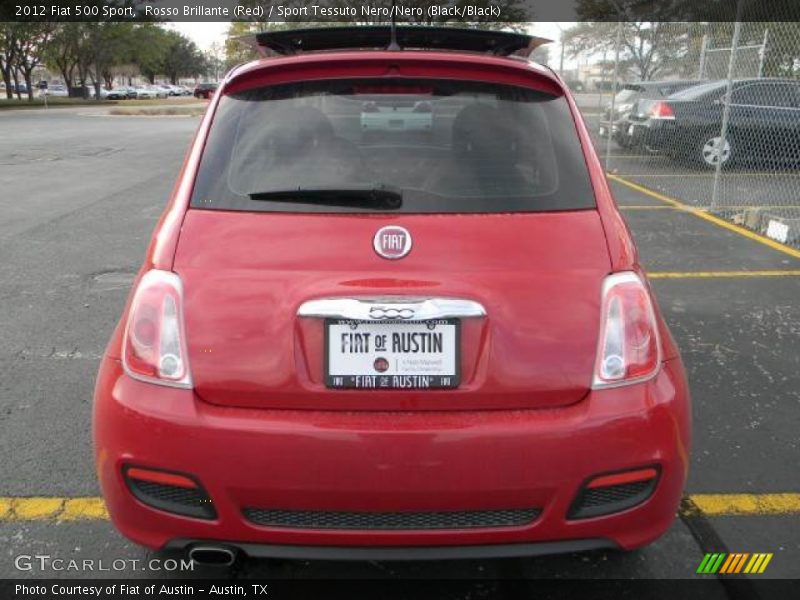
left=188, top=545, right=238, bottom=567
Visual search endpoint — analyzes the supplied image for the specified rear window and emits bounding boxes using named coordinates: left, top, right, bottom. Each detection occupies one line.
left=669, top=81, right=728, bottom=100
left=191, top=78, right=595, bottom=213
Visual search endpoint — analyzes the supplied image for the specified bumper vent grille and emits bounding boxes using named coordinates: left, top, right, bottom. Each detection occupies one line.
left=581, top=481, right=650, bottom=507
left=243, top=507, right=539, bottom=530
left=127, top=479, right=216, bottom=520
left=569, top=478, right=657, bottom=520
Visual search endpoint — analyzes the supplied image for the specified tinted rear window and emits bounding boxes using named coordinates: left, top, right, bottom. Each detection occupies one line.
left=191, top=78, right=595, bottom=213
left=669, top=81, right=728, bottom=100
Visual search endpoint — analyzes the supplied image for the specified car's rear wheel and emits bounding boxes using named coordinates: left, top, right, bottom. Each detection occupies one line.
left=697, top=132, right=734, bottom=169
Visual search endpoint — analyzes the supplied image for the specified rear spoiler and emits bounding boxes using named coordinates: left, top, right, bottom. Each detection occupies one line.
left=255, top=26, right=550, bottom=58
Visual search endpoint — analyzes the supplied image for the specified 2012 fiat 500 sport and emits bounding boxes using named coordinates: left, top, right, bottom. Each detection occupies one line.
left=94, top=27, right=691, bottom=564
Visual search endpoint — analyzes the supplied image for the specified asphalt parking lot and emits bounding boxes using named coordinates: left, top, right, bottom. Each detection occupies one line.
left=0, top=105, right=798, bottom=590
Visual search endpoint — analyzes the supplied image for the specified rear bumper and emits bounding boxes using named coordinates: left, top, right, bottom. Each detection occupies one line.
left=94, top=358, right=690, bottom=554
left=629, top=119, right=680, bottom=151
left=165, top=538, right=615, bottom=561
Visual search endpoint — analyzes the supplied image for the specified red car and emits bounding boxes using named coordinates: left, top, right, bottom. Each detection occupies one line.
left=193, top=82, right=218, bottom=99
left=94, top=27, right=690, bottom=566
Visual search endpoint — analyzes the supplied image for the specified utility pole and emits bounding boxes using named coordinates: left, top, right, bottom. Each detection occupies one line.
left=698, top=34, right=708, bottom=80
left=757, top=28, right=769, bottom=78
left=711, top=16, right=742, bottom=210
left=604, top=21, right=624, bottom=170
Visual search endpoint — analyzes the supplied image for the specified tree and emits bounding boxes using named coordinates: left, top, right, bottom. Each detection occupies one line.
left=130, top=24, right=171, bottom=83
left=206, top=41, right=225, bottom=81
left=81, top=22, right=134, bottom=100
left=44, top=23, right=84, bottom=94
left=11, top=22, right=54, bottom=101
left=0, top=23, right=18, bottom=99
left=563, top=21, right=698, bottom=81
left=162, top=31, right=207, bottom=84
left=224, top=21, right=268, bottom=68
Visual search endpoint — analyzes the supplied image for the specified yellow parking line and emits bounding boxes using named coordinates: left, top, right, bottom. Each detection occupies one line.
left=689, top=493, right=800, bottom=516
left=0, top=498, right=11, bottom=519
left=608, top=173, right=800, bottom=260
left=0, top=497, right=108, bottom=521
left=11, top=497, right=64, bottom=520
left=648, top=270, right=800, bottom=279
left=61, top=497, right=109, bottom=520
left=614, top=173, right=800, bottom=178
left=620, top=205, right=677, bottom=210
left=1, top=494, right=799, bottom=521
left=621, top=205, right=800, bottom=211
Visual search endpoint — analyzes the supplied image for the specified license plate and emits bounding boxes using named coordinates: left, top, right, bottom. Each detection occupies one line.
left=628, top=124, right=635, bottom=136
left=599, top=126, right=606, bottom=136
left=325, top=319, right=459, bottom=389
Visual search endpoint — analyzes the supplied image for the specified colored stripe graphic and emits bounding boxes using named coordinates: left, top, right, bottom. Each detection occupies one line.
left=698, top=552, right=773, bottom=574
left=697, top=553, right=727, bottom=574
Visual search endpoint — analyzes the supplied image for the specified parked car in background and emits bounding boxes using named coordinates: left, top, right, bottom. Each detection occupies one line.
left=193, top=82, right=218, bottom=99
left=134, top=86, right=167, bottom=100
left=154, top=84, right=174, bottom=97
left=563, top=79, right=585, bottom=93
left=170, top=84, right=191, bottom=96
left=95, top=26, right=690, bottom=564
left=5, top=82, right=28, bottom=95
left=628, top=78, right=800, bottom=168
left=598, top=80, right=702, bottom=148
left=40, top=84, right=69, bottom=98
left=132, top=86, right=154, bottom=99
left=106, top=87, right=135, bottom=100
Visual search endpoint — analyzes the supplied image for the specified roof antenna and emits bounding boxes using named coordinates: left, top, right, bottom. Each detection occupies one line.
left=387, top=0, right=401, bottom=51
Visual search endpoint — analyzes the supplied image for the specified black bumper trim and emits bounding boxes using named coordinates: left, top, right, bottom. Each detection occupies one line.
left=165, top=538, right=616, bottom=561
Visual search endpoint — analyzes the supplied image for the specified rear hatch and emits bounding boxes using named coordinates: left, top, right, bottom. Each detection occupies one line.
left=174, top=71, right=610, bottom=411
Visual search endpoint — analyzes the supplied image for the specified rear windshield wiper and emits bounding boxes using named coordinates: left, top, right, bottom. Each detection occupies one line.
left=248, top=185, right=403, bottom=210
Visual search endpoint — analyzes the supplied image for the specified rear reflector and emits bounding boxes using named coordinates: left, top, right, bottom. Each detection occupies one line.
left=586, top=467, right=659, bottom=489
left=568, top=467, right=659, bottom=520
left=124, top=466, right=216, bottom=520
left=126, top=467, right=198, bottom=489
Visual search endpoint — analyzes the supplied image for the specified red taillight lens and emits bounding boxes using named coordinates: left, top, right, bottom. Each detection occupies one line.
left=593, top=272, right=660, bottom=388
left=649, top=101, right=675, bottom=120
left=123, top=270, right=192, bottom=388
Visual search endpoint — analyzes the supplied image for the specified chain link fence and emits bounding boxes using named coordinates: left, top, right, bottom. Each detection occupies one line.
left=556, top=17, right=800, bottom=248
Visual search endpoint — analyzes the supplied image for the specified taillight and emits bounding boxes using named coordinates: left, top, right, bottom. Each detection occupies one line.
left=593, top=272, right=660, bottom=389
left=122, top=270, right=192, bottom=388
left=649, top=101, right=675, bottom=120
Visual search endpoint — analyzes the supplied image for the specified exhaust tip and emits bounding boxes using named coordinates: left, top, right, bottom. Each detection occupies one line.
left=188, top=545, right=238, bottom=567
